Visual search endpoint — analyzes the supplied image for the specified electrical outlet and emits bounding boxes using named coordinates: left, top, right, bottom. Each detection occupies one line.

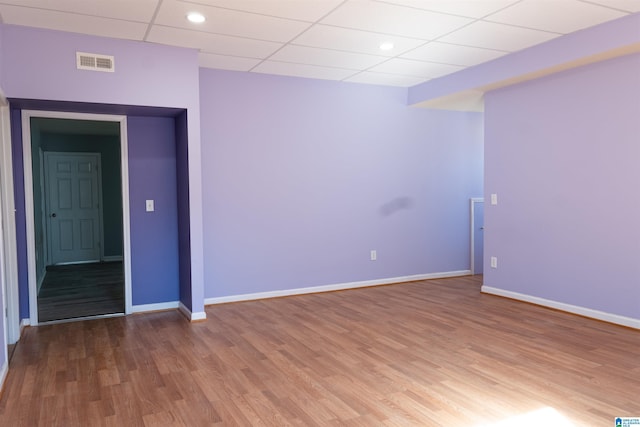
left=490, top=193, right=498, bottom=205
left=490, top=256, right=498, bottom=269
left=146, top=199, right=154, bottom=212
left=370, top=250, right=377, bottom=261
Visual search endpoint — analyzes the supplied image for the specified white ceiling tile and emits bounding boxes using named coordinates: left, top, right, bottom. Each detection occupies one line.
left=401, top=41, right=507, bottom=66
left=268, top=45, right=387, bottom=70
left=439, top=20, right=560, bottom=51
left=183, top=0, right=345, bottom=21
left=252, top=61, right=356, bottom=80
left=378, top=0, right=519, bottom=18
left=2, top=0, right=635, bottom=88
left=147, top=25, right=282, bottom=58
left=485, top=0, right=628, bottom=34
left=155, top=0, right=312, bottom=43
left=0, top=0, right=159, bottom=22
left=345, top=71, right=427, bottom=86
left=199, top=52, right=261, bottom=71
left=369, top=58, right=463, bottom=78
left=0, top=4, right=147, bottom=40
left=321, top=0, right=473, bottom=40
left=583, top=0, right=640, bottom=13
left=291, top=25, right=426, bottom=57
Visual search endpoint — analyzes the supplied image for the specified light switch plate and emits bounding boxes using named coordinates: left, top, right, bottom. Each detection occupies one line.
left=146, top=200, right=154, bottom=212
left=490, top=193, right=498, bottom=205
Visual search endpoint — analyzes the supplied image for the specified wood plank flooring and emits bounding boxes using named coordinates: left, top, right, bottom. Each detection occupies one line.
left=38, top=262, right=125, bottom=322
left=2, top=275, right=638, bottom=426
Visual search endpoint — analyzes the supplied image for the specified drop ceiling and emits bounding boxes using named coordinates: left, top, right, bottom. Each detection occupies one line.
left=0, top=0, right=638, bottom=87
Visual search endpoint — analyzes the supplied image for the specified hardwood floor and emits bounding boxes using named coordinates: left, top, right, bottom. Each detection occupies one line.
left=37, top=262, right=125, bottom=322
left=1, top=275, right=638, bottom=426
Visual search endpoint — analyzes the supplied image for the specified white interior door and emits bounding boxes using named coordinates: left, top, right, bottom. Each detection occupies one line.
left=45, top=152, right=102, bottom=265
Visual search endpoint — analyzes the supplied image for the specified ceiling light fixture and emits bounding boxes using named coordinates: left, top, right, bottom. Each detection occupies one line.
left=187, top=12, right=205, bottom=23
left=379, top=42, right=394, bottom=51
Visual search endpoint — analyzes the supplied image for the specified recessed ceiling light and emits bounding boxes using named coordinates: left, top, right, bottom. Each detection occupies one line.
left=187, top=12, right=205, bottom=23
left=379, top=42, right=394, bottom=51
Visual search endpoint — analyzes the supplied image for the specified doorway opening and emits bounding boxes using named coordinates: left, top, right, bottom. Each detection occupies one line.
left=22, top=111, right=132, bottom=324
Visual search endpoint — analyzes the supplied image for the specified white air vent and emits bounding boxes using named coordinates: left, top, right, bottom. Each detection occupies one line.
left=76, top=52, right=115, bottom=72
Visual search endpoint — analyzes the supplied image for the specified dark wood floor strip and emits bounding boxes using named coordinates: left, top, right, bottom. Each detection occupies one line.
left=2, top=275, right=638, bottom=426
left=37, top=262, right=125, bottom=322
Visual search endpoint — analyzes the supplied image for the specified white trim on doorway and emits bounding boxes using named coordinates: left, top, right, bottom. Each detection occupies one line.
left=470, top=197, right=484, bottom=275
left=0, top=100, right=20, bottom=346
left=0, top=98, right=11, bottom=373
left=21, top=110, right=132, bottom=326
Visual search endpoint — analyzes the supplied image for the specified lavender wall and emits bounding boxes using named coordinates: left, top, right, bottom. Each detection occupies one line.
left=200, top=69, right=483, bottom=298
left=0, top=25, right=4, bottom=92
left=0, top=292, right=4, bottom=372
left=1, top=25, right=198, bottom=110
left=0, top=28, right=5, bottom=374
left=1, top=24, right=205, bottom=315
left=128, top=116, right=179, bottom=305
left=484, top=53, right=640, bottom=319
left=0, top=91, right=5, bottom=364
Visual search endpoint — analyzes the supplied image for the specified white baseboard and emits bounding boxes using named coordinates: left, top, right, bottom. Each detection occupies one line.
left=0, top=361, right=7, bottom=394
left=132, top=301, right=179, bottom=313
left=205, top=270, right=471, bottom=305
left=481, top=286, right=640, bottom=330
left=178, top=302, right=207, bottom=322
left=191, top=311, right=207, bottom=321
left=20, top=318, right=30, bottom=329
left=102, top=256, right=123, bottom=262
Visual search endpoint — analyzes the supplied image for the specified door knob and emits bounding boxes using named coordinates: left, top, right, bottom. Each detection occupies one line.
left=51, top=213, right=57, bottom=218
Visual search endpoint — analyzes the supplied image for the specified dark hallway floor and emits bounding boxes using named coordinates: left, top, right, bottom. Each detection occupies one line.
left=37, top=262, right=125, bottom=322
